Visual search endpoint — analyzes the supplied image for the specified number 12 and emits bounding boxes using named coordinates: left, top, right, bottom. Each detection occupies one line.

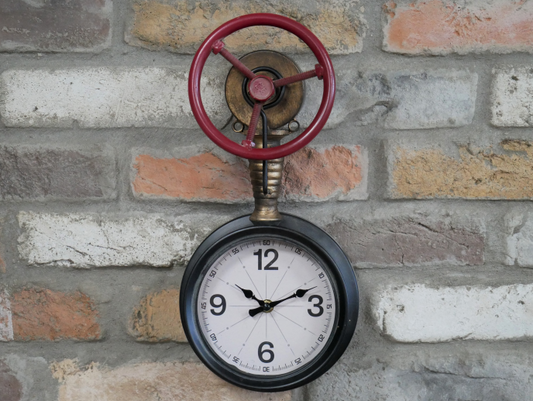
left=254, top=249, right=279, bottom=271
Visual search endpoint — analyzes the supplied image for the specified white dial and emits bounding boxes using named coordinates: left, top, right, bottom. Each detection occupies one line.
left=196, top=236, right=338, bottom=376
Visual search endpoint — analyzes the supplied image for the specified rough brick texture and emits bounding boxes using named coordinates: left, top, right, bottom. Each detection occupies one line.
left=3, top=1, right=533, bottom=399
left=126, top=0, right=363, bottom=54
left=1, top=67, right=476, bottom=131
left=0, top=146, right=116, bottom=201
left=0, top=0, right=111, bottom=53
left=383, top=0, right=533, bottom=55
left=492, top=67, right=533, bottom=127
left=0, top=68, right=226, bottom=128
left=308, top=353, right=533, bottom=401
left=132, top=151, right=251, bottom=202
left=0, top=361, right=22, bottom=401
left=132, top=146, right=367, bottom=202
left=374, top=284, right=533, bottom=342
left=0, top=255, right=6, bottom=274
left=51, top=360, right=293, bottom=401
left=282, top=145, right=368, bottom=201
left=10, top=288, right=100, bottom=341
left=326, top=215, right=484, bottom=268
left=389, top=140, right=533, bottom=199
left=17, top=212, right=227, bottom=268
left=2, top=356, right=57, bottom=401
left=506, top=212, right=533, bottom=267
left=302, top=69, right=477, bottom=130
left=129, top=289, right=187, bottom=343
left=0, top=291, right=14, bottom=342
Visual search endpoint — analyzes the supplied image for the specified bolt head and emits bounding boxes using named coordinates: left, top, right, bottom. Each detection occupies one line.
left=248, top=75, right=275, bottom=102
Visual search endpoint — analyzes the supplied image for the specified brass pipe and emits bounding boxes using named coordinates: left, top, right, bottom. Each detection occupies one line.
left=248, top=131, right=289, bottom=223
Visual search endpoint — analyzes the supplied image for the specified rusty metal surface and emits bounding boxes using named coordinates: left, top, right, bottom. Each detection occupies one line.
left=225, top=51, right=304, bottom=130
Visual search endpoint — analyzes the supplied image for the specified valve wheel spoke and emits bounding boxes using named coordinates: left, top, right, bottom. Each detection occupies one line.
left=212, top=40, right=256, bottom=80
left=242, top=101, right=264, bottom=149
left=273, top=64, right=324, bottom=88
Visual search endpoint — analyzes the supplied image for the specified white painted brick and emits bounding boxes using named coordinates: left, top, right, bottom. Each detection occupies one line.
left=300, top=69, right=477, bottom=130
left=492, top=67, right=533, bottom=127
left=17, top=212, right=228, bottom=268
left=0, top=290, right=13, bottom=342
left=0, top=68, right=228, bottom=128
left=374, top=284, right=533, bottom=342
left=506, top=212, right=533, bottom=267
left=383, top=70, right=477, bottom=129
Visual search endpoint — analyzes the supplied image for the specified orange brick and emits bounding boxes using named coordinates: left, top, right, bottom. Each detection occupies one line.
left=11, top=288, right=100, bottom=341
left=52, top=360, right=292, bottom=401
left=383, top=0, right=533, bottom=55
left=389, top=140, right=533, bottom=199
left=129, top=289, right=187, bottom=343
left=127, top=0, right=363, bottom=55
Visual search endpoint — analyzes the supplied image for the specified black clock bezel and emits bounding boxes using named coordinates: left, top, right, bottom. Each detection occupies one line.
left=180, top=213, right=359, bottom=392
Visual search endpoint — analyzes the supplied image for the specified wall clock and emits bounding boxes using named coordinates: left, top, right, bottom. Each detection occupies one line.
left=180, top=13, right=359, bottom=392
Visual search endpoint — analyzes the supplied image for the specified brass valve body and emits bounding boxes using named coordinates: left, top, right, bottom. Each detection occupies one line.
left=225, top=51, right=305, bottom=223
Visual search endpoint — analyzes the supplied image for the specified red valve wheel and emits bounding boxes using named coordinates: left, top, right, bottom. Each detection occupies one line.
left=188, top=13, right=335, bottom=160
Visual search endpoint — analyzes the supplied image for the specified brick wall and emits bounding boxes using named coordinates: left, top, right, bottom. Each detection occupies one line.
left=1, top=0, right=532, bottom=400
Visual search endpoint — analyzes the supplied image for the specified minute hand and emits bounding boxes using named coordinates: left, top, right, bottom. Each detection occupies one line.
left=248, top=287, right=316, bottom=317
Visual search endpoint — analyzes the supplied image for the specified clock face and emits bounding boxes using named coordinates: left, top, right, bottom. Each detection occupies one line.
left=180, top=214, right=358, bottom=392
left=196, top=236, right=338, bottom=376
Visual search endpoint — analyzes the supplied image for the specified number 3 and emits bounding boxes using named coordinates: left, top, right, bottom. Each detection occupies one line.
left=307, top=295, right=324, bottom=317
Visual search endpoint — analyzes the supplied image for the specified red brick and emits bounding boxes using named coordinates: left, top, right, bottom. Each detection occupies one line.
left=383, top=0, right=533, bottom=55
left=282, top=146, right=367, bottom=201
left=0, top=0, right=111, bottom=52
left=132, top=153, right=251, bottom=202
left=11, top=288, right=100, bottom=341
left=132, top=146, right=367, bottom=202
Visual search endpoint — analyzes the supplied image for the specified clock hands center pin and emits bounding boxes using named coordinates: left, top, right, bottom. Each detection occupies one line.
left=248, top=287, right=316, bottom=317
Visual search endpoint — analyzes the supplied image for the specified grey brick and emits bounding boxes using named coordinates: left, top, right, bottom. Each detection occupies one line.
left=308, top=352, right=533, bottom=401
left=326, top=215, right=484, bottom=268
left=0, top=0, right=111, bottom=53
left=0, top=146, right=116, bottom=201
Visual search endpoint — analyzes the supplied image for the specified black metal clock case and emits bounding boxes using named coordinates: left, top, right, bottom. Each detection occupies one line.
left=180, top=213, right=359, bottom=392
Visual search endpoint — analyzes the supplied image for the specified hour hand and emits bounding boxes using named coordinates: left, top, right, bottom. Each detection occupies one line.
left=236, top=285, right=264, bottom=306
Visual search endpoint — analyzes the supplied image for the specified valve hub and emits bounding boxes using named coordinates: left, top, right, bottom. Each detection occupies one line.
left=225, top=50, right=304, bottom=130
left=248, top=75, right=275, bottom=102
